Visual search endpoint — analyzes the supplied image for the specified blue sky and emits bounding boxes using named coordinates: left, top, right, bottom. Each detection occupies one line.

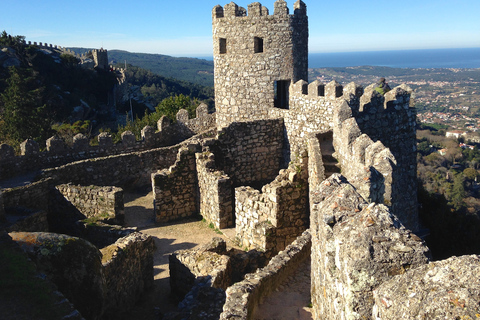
left=3, top=0, right=480, bottom=57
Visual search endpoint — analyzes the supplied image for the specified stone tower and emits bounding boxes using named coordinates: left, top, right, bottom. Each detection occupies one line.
left=212, top=1, right=308, bottom=128
left=92, top=48, right=108, bottom=70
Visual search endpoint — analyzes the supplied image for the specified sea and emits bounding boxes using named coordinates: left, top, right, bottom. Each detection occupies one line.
left=198, top=47, right=480, bottom=69
left=308, top=48, right=480, bottom=69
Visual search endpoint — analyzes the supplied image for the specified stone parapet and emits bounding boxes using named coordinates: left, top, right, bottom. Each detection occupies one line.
left=220, top=230, right=311, bottom=320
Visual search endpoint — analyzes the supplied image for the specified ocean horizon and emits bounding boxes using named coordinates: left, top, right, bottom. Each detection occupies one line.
left=309, top=47, right=480, bottom=69
left=196, top=47, right=480, bottom=69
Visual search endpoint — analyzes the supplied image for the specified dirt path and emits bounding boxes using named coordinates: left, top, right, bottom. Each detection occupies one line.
left=122, top=191, right=239, bottom=319
left=122, top=190, right=312, bottom=320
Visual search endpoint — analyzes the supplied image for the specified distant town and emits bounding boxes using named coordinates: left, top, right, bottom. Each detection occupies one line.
left=309, top=66, right=480, bottom=139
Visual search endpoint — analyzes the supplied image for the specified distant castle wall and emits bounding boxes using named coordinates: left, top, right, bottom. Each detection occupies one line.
left=213, top=1, right=308, bottom=128
left=0, top=107, right=215, bottom=182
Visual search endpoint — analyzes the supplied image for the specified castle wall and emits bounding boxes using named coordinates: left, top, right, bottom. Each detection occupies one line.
left=333, top=85, right=418, bottom=231
left=220, top=230, right=311, bottom=320
left=56, top=184, right=124, bottom=224
left=0, top=108, right=214, bottom=181
left=215, top=119, right=284, bottom=186
left=195, top=150, right=234, bottom=229
left=213, top=1, right=308, bottom=128
left=101, top=232, right=156, bottom=318
left=235, top=152, right=309, bottom=257
left=310, top=174, right=430, bottom=320
left=152, top=145, right=200, bottom=223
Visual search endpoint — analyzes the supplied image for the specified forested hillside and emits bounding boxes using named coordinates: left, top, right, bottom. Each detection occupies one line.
left=68, top=48, right=214, bottom=87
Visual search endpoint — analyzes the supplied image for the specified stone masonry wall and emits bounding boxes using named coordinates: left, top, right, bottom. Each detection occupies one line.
left=220, top=230, right=311, bottom=320
left=213, top=1, right=308, bottom=128
left=235, top=152, right=309, bottom=257
left=215, top=119, right=284, bottom=187
left=196, top=149, right=234, bottom=229
left=269, top=80, right=342, bottom=159
left=40, top=133, right=212, bottom=189
left=310, top=174, right=430, bottom=320
left=152, top=144, right=200, bottom=223
left=56, top=184, right=124, bottom=223
left=0, top=107, right=214, bottom=181
left=101, top=232, right=156, bottom=318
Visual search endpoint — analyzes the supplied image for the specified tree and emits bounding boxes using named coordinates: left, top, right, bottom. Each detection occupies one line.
left=0, top=67, right=53, bottom=146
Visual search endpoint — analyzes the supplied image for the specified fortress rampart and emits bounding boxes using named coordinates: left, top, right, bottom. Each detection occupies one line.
left=0, top=105, right=214, bottom=182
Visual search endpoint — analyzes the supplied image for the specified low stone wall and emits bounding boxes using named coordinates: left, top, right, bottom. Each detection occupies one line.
left=235, top=152, right=309, bottom=257
left=220, top=230, right=311, bottom=320
left=196, top=149, right=234, bottom=229
left=101, top=232, right=156, bottom=318
left=56, top=184, right=124, bottom=224
left=310, top=174, right=430, bottom=320
left=2, top=179, right=51, bottom=212
left=152, top=144, right=200, bottom=223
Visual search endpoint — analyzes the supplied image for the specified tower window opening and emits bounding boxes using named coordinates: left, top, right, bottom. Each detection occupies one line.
left=254, top=37, right=264, bottom=53
left=274, top=80, right=290, bottom=109
left=219, top=38, right=227, bottom=54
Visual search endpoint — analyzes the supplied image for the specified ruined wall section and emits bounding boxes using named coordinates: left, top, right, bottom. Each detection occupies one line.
left=0, top=108, right=214, bottom=181
left=215, top=119, right=284, bottom=186
left=235, top=152, right=308, bottom=257
left=213, top=1, right=308, bottom=128
left=310, top=174, right=430, bottom=320
left=101, top=232, right=156, bottom=317
left=152, top=144, right=200, bottom=223
left=56, top=184, right=124, bottom=224
left=196, top=148, right=234, bottom=229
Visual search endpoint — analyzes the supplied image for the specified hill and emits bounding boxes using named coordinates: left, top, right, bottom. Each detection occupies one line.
left=68, top=48, right=214, bottom=87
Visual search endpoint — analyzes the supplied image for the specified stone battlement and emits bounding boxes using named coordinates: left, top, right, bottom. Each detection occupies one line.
left=0, top=106, right=214, bottom=182
left=212, top=0, right=307, bottom=19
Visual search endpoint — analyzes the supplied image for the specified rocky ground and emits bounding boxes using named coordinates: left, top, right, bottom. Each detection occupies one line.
left=122, top=190, right=312, bottom=320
